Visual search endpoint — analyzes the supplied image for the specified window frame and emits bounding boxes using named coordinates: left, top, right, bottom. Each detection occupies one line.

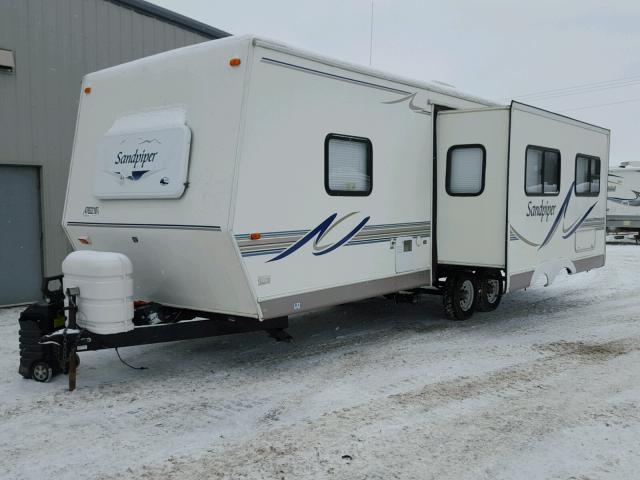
left=524, top=145, right=562, bottom=197
left=445, top=144, right=487, bottom=197
left=324, top=133, right=373, bottom=197
left=574, top=153, right=601, bottom=197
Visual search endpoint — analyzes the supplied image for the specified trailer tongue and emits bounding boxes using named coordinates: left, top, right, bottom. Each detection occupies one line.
left=20, top=271, right=290, bottom=390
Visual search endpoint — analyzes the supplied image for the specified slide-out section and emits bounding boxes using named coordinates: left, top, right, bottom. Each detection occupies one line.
left=506, top=102, right=609, bottom=291
left=436, top=108, right=509, bottom=269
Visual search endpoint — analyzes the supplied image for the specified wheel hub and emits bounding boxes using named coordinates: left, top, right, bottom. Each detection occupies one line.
left=32, top=364, right=49, bottom=382
left=459, top=279, right=474, bottom=311
left=485, top=279, right=500, bottom=304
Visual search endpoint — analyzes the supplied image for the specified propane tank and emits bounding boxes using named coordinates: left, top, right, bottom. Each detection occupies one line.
left=62, top=251, right=134, bottom=335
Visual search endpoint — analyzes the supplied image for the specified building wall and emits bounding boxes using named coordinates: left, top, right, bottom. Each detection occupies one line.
left=0, top=0, right=220, bottom=279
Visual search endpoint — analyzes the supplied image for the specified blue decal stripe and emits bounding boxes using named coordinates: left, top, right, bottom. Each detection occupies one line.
left=242, top=248, right=287, bottom=257
left=241, top=239, right=398, bottom=256
left=238, top=218, right=433, bottom=259
left=511, top=183, right=600, bottom=249
left=239, top=230, right=430, bottom=250
left=313, top=217, right=370, bottom=256
left=538, top=182, right=574, bottom=249
left=241, top=233, right=430, bottom=254
left=235, top=221, right=430, bottom=239
left=266, top=214, right=339, bottom=262
left=562, top=203, right=598, bottom=239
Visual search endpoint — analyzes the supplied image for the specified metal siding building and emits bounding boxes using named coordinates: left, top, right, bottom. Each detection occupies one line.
left=0, top=0, right=228, bottom=305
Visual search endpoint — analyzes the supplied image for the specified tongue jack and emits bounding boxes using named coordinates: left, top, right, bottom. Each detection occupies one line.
left=65, top=287, right=80, bottom=392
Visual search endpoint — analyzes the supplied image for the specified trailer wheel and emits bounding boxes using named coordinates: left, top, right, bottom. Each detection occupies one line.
left=443, top=273, right=477, bottom=321
left=476, top=276, right=503, bottom=312
left=31, top=361, right=53, bottom=383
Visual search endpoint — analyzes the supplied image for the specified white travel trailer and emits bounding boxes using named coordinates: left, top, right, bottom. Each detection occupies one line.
left=19, top=35, right=611, bottom=383
left=607, top=162, right=640, bottom=240
left=60, top=35, right=609, bottom=327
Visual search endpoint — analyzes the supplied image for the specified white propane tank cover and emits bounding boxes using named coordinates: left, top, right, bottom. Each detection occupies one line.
left=62, top=251, right=135, bottom=335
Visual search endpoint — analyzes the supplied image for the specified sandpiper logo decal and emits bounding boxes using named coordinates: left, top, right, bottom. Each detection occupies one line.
left=95, top=120, right=191, bottom=199
left=526, top=200, right=556, bottom=222
left=268, top=212, right=370, bottom=262
left=113, top=138, right=162, bottom=181
left=511, top=182, right=597, bottom=249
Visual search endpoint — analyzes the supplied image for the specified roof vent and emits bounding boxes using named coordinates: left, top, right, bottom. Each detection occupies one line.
left=0, top=49, right=15, bottom=74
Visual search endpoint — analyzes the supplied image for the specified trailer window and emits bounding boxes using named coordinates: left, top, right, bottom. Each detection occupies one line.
left=445, top=145, right=486, bottom=196
left=575, top=154, right=600, bottom=196
left=325, top=134, right=372, bottom=196
left=525, top=146, right=560, bottom=196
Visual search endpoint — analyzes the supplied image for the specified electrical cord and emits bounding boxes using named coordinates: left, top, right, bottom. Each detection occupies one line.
left=115, top=347, right=147, bottom=370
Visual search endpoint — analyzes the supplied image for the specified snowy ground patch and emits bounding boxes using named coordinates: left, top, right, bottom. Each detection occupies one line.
left=1, top=245, right=639, bottom=479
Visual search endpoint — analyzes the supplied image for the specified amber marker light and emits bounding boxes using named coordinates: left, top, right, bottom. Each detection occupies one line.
left=84, top=87, right=92, bottom=94
left=250, top=232, right=261, bottom=240
left=229, top=57, right=241, bottom=67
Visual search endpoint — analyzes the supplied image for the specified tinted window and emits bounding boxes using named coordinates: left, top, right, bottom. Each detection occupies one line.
left=575, top=154, right=600, bottom=196
left=525, top=146, right=561, bottom=196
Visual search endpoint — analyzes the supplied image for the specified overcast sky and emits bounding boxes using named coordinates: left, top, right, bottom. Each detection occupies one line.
left=151, top=0, right=640, bottom=163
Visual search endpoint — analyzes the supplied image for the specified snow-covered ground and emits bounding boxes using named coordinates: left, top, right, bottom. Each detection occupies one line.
left=1, top=245, right=639, bottom=480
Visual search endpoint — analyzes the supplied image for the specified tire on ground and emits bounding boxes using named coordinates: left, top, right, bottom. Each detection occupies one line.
left=443, top=272, right=477, bottom=321
left=476, top=276, right=503, bottom=312
left=31, top=360, right=53, bottom=383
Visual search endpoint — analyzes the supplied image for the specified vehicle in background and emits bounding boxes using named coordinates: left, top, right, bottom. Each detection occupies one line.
left=607, top=161, right=640, bottom=243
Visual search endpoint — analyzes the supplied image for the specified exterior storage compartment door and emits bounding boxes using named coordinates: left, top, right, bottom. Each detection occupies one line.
left=395, top=236, right=424, bottom=273
left=575, top=228, right=596, bottom=252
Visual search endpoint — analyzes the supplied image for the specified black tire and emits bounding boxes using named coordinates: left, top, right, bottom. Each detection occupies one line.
left=476, top=276, right=503, bottom=312
left=443, top=273, right=477, bottom=321
left=31, top=361, right=53, bottom=383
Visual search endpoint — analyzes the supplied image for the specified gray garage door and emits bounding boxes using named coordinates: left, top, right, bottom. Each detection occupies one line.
left=0, top=166, right=43, bottom=306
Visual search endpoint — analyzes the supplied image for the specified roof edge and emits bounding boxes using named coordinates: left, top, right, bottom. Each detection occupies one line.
left=511, top=100, right=610, bottom=135
left=107, top=0, right=230, bottom=39
left=252, top=37, right=502, bottom=108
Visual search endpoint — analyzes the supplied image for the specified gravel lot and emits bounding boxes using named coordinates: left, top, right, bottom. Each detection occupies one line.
left=1, top=244, right=639, bottom=480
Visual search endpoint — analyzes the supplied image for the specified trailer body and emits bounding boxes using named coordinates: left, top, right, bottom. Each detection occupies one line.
left=62, top=35, right=610, bottom=326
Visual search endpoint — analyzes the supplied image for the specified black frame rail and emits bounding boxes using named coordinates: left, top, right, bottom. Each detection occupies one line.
left=83, top=315, right=289, bottom=350
left=27, top=276, right=290, bottom=391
